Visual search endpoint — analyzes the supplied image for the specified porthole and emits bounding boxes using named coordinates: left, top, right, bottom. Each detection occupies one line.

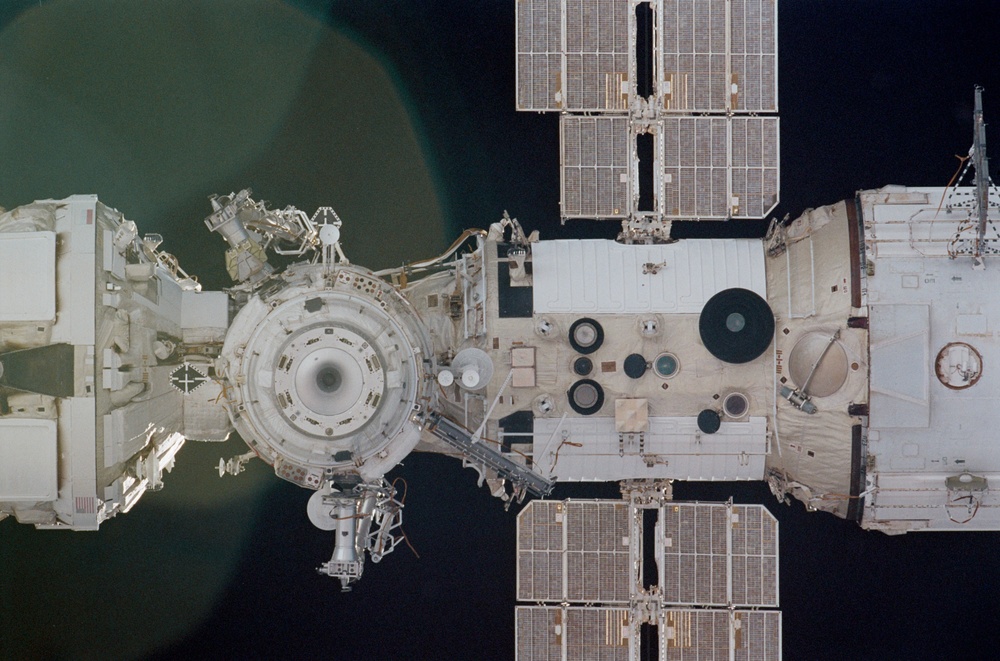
left=722, top=392, right=749, bottom=418
left=653, top=352, right=680, bottom=379
left=567, top=379, right=604, bottom=415
left=568, top=318, right=604, bottom=355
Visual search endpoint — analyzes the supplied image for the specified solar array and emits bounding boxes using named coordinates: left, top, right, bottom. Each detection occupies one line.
left=660, top=502, right=779, bottom=607
left=517, top=0, right=630, bottom=112
left=561, top=117, right=631, bottom=218
left=516, top=606, right=631, bottom=661
left=517, top=500, right=632, bottom=603
left=515, top=499, right=781, bottom=661
left=662, top=609, right=782, bottom=661
left=516, top=0, right=779, bottom=224
left=658, top=0, right=777, bottom=113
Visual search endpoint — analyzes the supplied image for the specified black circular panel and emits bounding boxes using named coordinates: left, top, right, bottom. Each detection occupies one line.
left=698, top=288, right=775, bottom=364
left=723, top=392, right=749, bottom=418
left=573, top=356, right=593, bottom=376
left=697, top=409, right=721, bottom=434
left=568, top=318, right=605, bottom=354
left=567, top=379, right=605, bottom=415
left=623, top=354, right=648, bottom=379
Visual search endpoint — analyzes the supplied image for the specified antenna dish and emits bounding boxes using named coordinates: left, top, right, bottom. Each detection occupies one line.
left=698, top=288, right=775, bottom=364
left=451, top=348, right=494, bottom=391
left=437, top=369, right=455, bottom=387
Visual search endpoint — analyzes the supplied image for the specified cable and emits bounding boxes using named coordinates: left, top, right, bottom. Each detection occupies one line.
left=390, top=477, right=420, bottom=559
left=945, top=493, right=981, bottom=525
left=550, top=437, right=583, bottom=473
left=937, top=154, right=971, bottom=215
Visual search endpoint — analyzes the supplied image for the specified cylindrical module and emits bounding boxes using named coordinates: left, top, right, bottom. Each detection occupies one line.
left=220, top=261, right=433, bottom=488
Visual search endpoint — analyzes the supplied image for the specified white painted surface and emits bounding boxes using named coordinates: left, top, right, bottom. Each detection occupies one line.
left=0, top=419, right=58, bottom=500
left=0, top=232, right=56, bottom=322
left=869, top=304, right=929, bottom=429
left=532, top=415, right=768, bottom=481
left=862, top=186, right=1000, bottom=531
left=181, top=290, right=229, bottom=343
left=532, top=239, right=765, bottom=314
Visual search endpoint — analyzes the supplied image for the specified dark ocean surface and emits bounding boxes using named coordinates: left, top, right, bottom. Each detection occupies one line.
left=1, top=1, right=1000, bottom=659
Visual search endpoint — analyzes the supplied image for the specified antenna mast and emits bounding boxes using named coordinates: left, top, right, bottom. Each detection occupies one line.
left=973, top=86, right=990, bottom=267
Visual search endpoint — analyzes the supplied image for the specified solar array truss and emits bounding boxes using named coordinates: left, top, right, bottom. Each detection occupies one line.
left=516, top=0, right=779, bottom=226
left=516, top=499, right=781, bottom=661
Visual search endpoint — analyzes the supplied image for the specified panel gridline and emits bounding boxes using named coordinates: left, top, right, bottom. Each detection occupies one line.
left=516, top=607, right=630, bottom=661
left=562, top=117, right=630, bottom=219
left=517, top=500, right=632, bottom=604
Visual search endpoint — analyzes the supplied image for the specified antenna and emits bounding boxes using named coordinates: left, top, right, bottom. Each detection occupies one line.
left=973, top=86, right=991, bottom=267
left=944, top=86, right=999, bottom=266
